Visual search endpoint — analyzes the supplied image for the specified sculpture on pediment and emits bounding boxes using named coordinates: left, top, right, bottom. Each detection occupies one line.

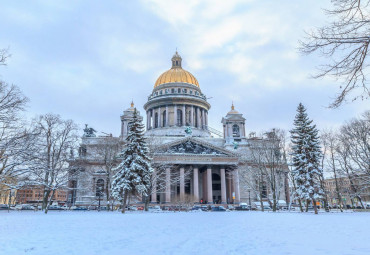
left=159, top=141, right=225, bottom=155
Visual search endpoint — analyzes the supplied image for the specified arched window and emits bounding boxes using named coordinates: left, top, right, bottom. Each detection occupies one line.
left=177, top=109, right=182, bottom=126
left=162, top=110, right=166, bottom=127
left=154, top=112, right=158, bottom=128
left=232, top=124, right=240, bottom=137
left=96, top=179, right=104, bottom=196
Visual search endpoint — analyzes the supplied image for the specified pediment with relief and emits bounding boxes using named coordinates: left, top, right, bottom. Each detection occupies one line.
left=155, top=138, right=236, bottom=156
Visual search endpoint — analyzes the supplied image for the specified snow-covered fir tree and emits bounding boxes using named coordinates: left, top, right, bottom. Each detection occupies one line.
left=290, top=103, right=323, bottom=214
left=111, top=108, right=153, bottom=213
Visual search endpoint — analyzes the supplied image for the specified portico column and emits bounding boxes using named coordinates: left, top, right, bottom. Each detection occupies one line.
left=207, top=166, right=213, bottom=203
left=165, top=168, right=171, bottom=203
left=146, top=111, right=150, bottom=130
left=180, top=167, right=185, bottom=201
left=174, top=105, right=177, bottom=126
left=190, top=106, right=194, bottom=127
left=165, top=105, right=169, bottom=127
left=220, top=167, right=227, bottom=204
left=193, top=167, right=199, bottom=202
left=151, top=169, right=157, bottom=203
left=158, top=107, right=161, bottom=128
left=234, top=169, right=240, bottom=203
left=182, top=105, right=186, bottom=126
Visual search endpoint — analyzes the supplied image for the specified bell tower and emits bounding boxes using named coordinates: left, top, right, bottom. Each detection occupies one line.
left=120, top=101, right=143, bottom=139
left=221, top=103, right=246, bottom=144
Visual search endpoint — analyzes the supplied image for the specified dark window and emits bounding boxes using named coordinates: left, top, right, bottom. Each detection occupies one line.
left=178, top=88, right=181, bottom=93
left=232, top=124, right=240, bottom=137
left=177, top=109, right=182, bottom=126
left=96, top=179, right=104, bottom=196
left=154, top=112, right=159, bottom=128
left=162, top=110, right=166, bottom=127
left=171, top=88, right=175, bottom=93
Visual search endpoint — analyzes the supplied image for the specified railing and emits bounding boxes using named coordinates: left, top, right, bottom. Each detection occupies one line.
left=204, top=125, right=223, bottom=137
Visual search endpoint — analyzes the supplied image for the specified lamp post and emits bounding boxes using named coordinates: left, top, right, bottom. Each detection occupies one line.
left=247, top=188, right=251, bottom=207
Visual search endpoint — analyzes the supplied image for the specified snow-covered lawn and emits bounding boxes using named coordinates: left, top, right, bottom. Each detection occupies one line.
left=1, top=211, right=369, bottom=255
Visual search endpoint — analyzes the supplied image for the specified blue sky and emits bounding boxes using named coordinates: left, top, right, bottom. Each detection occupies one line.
left=0, top=0, right=368, bottom=136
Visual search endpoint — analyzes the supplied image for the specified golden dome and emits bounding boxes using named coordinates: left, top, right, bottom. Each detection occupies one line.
left=154, top=52, right=199, bottom=88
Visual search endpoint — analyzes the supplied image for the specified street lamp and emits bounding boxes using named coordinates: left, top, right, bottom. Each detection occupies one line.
left=247, top=188, right=251, bottom=207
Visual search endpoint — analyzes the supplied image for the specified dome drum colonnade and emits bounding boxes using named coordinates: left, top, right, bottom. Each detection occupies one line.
left=144, top=52, right=211, bottom=135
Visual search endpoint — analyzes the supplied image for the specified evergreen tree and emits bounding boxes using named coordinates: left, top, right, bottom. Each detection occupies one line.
left=290, top=103, right=323, bottom=214
left=112, top=109, right=153, bottom=213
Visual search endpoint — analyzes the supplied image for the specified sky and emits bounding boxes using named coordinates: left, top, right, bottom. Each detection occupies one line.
left=0, top=0, right=368, bottom=137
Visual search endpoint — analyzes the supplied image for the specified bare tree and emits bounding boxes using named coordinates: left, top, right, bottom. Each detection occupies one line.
left=300, top=0, right=370, bottom=107
left=26, top=114, right=79, bottom=213
left=244, top=129, right=288, bottom=212
left=94, top=136, right=121, bottom=210
left=0, top=50, right=34, bottom=204
left=321, top=129, right=345, bottom=211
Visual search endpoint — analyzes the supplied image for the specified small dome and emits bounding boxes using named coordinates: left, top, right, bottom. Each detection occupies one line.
left=154, top=52, right=199, bottom=88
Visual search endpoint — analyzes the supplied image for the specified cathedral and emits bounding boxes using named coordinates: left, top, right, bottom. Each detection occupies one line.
left=69, top=52, right=289, bottom=207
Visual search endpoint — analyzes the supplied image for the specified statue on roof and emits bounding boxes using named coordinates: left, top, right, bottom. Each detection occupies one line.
left=83, top=124, right=97, bottom=138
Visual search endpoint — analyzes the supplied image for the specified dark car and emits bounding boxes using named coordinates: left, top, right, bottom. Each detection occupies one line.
left=73, top=206, right=88, bottom=211
left=211, top=206, right=226, bottom=212
left=48, top=205, right=62, bottom=210
left=0, top=204, right=9, bottom=210
left=192, top=206, right=202, bottom=211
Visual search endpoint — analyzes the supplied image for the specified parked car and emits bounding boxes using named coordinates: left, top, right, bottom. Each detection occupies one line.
left=226, top=205, right=235, bottom=211
left=192, top=206, right=202, bottom=211
left=0, top=204, right=9, bottom=210
left=235, top=203, right=250, bottom=211
left=128, top=206, right=138, bottom=211
left=200, top=205, right=208, bottom=212
left=149, top=205, right=162, bottom=213
left=61, top=205, right=69, bottom=210
left=48, top=205, right=62, bottom=210
left=21, top=204, right=35, bottom=210
left=73, top=206, right=88, bottom=211
left=211, top=206, right=226, bottom=212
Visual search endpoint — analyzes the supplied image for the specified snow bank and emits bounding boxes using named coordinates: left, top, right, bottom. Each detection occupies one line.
left=0, top=211, right=369, bottom=255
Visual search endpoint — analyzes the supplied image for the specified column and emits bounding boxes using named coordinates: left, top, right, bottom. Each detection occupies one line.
left=180, top=167, right=185, bottom=201
left=205, top=111, right=208, bottom=127
left=165, top=168, right=171, bottom=203
left=193, top=167, right=199, bottom=203
left=151, top=169, right=157, bottom=203
left=182, top=105, right=186, bottom=126
left=146, top=111, right=150, bottom=130
left=190, top=106, right=194, bottom=127
left=197, top=107, right=201, bottom=128
left=151, top=109, right=155, bottom=129
left=201, top=109, right=205, bottom=129
left=234, top=169, right=240, bottom=203
left=165, top=105, right=169, bottom=127
left=158, top=107, right=161, bottom=128
left=207, top=166, right=213, bottom=203
left=227, top=174, right=232, bottom=204
left=220, top=167, right=227, bottom=204
left=174, top=105, right=177, bottom=126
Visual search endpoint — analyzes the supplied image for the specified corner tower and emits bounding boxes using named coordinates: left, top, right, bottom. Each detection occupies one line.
left=144, top=52, right=211, bottom=137
left=221, top=103, right=246, bottom=144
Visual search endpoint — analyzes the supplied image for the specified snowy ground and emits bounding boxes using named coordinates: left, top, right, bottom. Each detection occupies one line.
left=1, top=210, right=369, bottom=255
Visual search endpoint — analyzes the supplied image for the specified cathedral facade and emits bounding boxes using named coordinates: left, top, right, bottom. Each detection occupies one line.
left=69, top=52, right=289, bottom=207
